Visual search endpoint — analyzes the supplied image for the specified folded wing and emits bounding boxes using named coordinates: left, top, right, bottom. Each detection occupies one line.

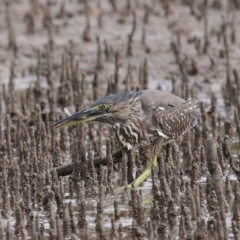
left=153, top=98, right=199, bottom=139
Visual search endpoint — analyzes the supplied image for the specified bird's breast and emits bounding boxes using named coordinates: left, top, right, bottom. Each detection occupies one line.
left=112, top=124, right=133, bottom=150
left=112, top=122, right=151, bottom=150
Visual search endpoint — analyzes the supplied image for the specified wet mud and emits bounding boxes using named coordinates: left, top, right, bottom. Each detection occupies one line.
left=0, top=0, right=240, bottom=239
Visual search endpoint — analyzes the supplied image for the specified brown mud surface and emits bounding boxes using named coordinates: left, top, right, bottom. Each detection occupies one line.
left=0, top=0, right=240, bottom=239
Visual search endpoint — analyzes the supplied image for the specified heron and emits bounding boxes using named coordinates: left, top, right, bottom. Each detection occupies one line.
left=53, top=90, right=199, bottom=188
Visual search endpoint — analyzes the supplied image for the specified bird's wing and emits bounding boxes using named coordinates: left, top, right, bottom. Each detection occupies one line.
left=152, top=98, right=199, bottom=139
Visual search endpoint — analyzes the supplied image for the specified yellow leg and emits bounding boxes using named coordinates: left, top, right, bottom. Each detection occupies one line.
left=118, top=155, right=158, bottom=192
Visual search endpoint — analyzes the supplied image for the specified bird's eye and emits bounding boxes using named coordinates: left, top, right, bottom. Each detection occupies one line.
left=101, top=104, right=109, bottom=111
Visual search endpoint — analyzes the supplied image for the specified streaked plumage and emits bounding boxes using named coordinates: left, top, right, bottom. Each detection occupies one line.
left=53, top=90, right=199, bottom=151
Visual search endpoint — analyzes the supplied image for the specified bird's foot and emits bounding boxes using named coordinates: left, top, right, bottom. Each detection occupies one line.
left=118, top=155, right=157, bottom=192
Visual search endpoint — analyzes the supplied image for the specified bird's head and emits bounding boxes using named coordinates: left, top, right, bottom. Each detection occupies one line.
left=52, top=91, right=141, bottom=129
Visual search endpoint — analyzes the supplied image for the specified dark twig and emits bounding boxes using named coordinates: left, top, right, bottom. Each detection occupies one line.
left=52, top=149, right=122, bottom=177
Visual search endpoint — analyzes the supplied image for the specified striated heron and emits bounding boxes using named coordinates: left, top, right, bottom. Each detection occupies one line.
left=53, top=90, right=199, bottom=188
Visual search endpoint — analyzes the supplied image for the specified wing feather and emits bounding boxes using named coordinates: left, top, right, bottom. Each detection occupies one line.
left=153, top=98, right=199, bottom=139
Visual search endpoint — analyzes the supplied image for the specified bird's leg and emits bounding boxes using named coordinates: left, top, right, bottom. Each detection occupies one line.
left=118, top=155, right=158, bottom=192
left=133, top=155, right=158, bottom=187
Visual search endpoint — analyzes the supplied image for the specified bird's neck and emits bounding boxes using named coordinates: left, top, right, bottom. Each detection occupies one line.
left=112, top=116, right=144, bottom=150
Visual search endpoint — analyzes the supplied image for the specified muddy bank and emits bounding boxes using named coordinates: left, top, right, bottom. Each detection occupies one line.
left=0, top=0, right=239, bottom=239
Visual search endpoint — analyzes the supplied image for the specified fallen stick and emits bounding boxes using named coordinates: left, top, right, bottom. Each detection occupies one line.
left=52, top=149, right=122, bottom=177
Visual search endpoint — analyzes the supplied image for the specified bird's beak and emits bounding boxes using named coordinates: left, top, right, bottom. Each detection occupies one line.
left=52, top=108, right=104, bottom=129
